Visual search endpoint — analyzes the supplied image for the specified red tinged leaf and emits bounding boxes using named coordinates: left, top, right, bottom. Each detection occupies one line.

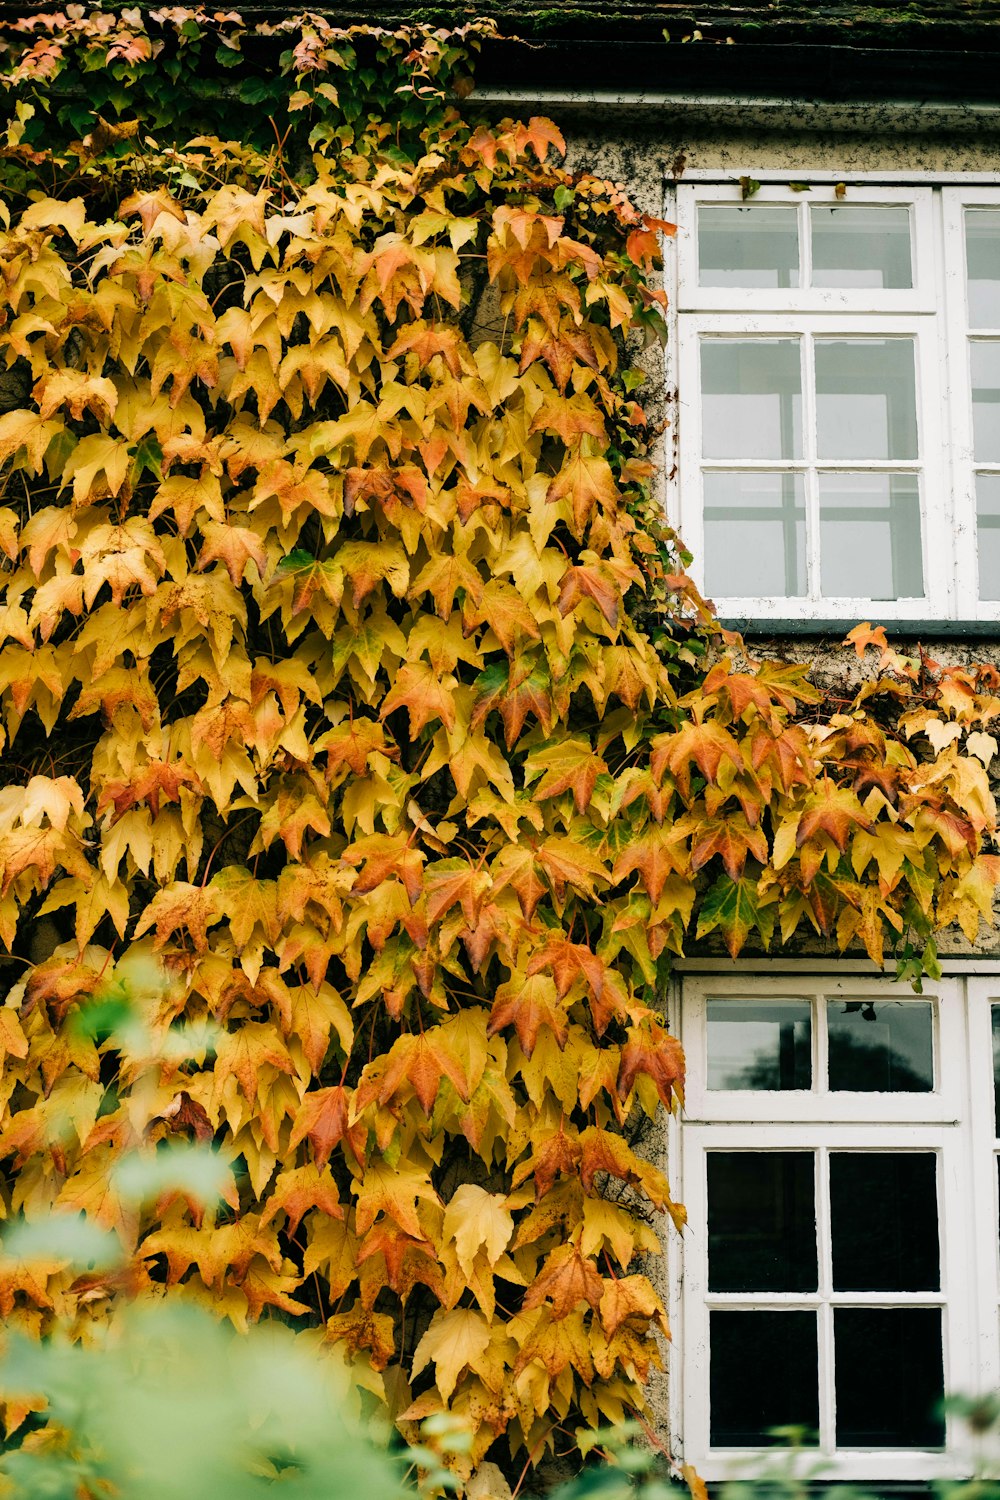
left=557, top=563, right=622, bottom=628
left=378, top=1030, right=471, bottom=1115
left=546, top=452, right=619, bottom=534
left=342, top=833, right=425, bottom=905
left=578, top=1127, right=673, bottom=1212
left=519, top=115, right=566, bottom=162
left=487, top=973, right=568, bottom=1056
left=797, top=779, right=872, bottom=852
left=512, top=1124, right=582, bottom=1199
left=525, top=937, right=630, bottom=1034
left=612, top=823, right=689, bottom=904
left=651, top=721, right=743, bottom=799
left=463, top=580, right=541, bottom=656
left=472, top=657, right=554, bottom=748
left=160, top=1091, right=213, bottom=1144
left=490, top=844, right=547, bottom=921
left=526, top=740, right=607, bottom=815
left=380, top=662, right=457, bottom=737
left=423, top=859, right=491, bottom=927
left=356, top=1221, right=441, bottom=1296
left=689, top=813, right=769, bottom=880
left=523, top=1244, right=603, bottom=1319
left=599, top=1273, right=668, bottom=1339
left=513, top=1308, right=594, bottom=1382
left=288, top=1086, right=366, bottom=1168
left=616, top=1023, right=685, bottom=1109
left=261, top=1164, right=344, bottom=1236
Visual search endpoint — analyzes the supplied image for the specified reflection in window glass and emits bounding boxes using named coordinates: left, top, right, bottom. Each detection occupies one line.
left=815, top=339, right=918, bottom=459
left=703, top=474, right=806, bottom=599
left=818, top=473, right=923, bottom=600
left=978, top=475, right=1000, bottom=601
left=992, top=1005, right=1000, bottom=1138
left=698, top=204, right=800, bottom=289
left=827, top=999, right=934, bottom=1091
left=811, top=205, right=912, bottom=289
left=830, top=1152, right=939, bottom=1291
left=711, top=1311, right=819, bottom=1446
left=701, top=339, right=803, bottom=459
left=707, top=999, right=812, bottom=1089
left=966, top=209, right=1000, bottom=329
left=972, top=341, right=1000, bottom=462
left=708, top=1152, right=817, bottom=1292
left=834, top=1309, right=944, bottom=1448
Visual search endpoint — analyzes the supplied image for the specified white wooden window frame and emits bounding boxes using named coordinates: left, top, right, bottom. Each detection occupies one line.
left=966, top=978, right=1000, bottom=1402
left=671, top=973, right=987, bottom=1485
left=668, top=178, right=1000, bottom=622
left=942, top=188, right=1000, bottom=617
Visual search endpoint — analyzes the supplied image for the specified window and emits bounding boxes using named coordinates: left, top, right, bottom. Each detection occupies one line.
left=671, top=182, right=1000, bottom=620
left=673, top=972, right=1000, bottom=1485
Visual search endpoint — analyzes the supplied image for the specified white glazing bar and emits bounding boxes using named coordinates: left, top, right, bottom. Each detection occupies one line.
left=816, top=1144, right=836, bottom=1454
left=802, top=332, right=821, bottom=601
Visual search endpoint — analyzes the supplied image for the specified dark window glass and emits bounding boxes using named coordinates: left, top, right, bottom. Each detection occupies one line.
left=992, top=1005, right=1000, bottom=1138
left=707, top=1000, right=812, bottom=1090
left=827, top=1000, right=933, bottom=1092
left=711, top=1310, right=819, bottom=1446
left=830, top=1153, right=939, bottom=1291
left=834, top=1308, right=944, bottom=1448
left=709, top=1152, right=817, bottom=1292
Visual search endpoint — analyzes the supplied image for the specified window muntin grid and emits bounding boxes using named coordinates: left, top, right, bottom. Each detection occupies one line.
left=672, top=182, right=1000, bottom=619
left=675, top=974, right=982, bottom=1484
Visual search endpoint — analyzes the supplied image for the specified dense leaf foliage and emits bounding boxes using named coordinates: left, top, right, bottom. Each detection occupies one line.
left=0, top=11, right=997, bottom=1488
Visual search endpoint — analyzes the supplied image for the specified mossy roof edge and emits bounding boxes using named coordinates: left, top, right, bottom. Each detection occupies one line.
left=178, top=1, right=1000, bottom=49
left=3, top=1, right=1000, bottom=49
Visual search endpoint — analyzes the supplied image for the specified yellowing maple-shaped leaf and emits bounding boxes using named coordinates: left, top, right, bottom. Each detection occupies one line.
left=134, top=883, right=223, bottom=951
left=354, top=1158, right=441, bottom=1238
left=411, top=1306, right=491, bottom=1403
left=442, top=1185, right=513, bottom=1279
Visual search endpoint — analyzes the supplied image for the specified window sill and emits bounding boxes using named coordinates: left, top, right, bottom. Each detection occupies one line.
left=719, top=618, right=1000, bottom=640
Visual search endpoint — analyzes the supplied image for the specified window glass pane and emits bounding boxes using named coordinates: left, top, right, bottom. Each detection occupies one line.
left=978, top=475, right=1000, bottom=601
left=827, top=998, right=934, bottom=1092
left=703, top=474, right=806, bottom=599
left=698, top=204, right=800, bottom=289
left=707, top=999, right=812, bottom=1090
left=966, top=209, right=1000, bottom=329
left=830, top=1152, right=939, bottom=1291
left=708, top=1151, right=817, bottom=1292
left=818, top=473, right=923, bottom=600
left=701, top=339, right=803, bottom=460
left=815, top=338, right=918, bottom=460
left=972, top=341, right=1000, bottom=462
left=992, top=1005, right=1000, bottom=1138
left=711, top=1311, right=819, bottom=1446
left=811, top=204, right=912, bottom=289
left=834, top=1308, right=944, bottom=1448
